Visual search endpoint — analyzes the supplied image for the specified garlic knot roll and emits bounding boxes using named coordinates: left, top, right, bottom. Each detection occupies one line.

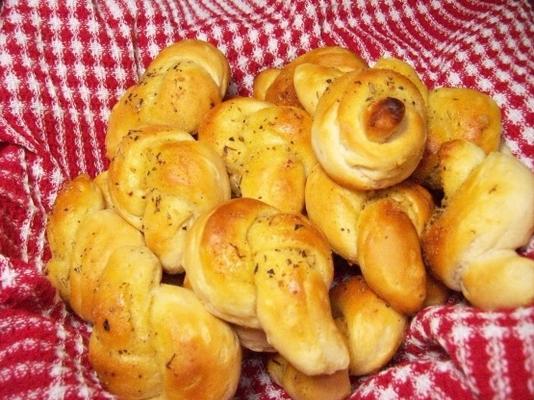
left=312, top=68, right=427, bottom=191
left=108, top=126, right=230, bottom=273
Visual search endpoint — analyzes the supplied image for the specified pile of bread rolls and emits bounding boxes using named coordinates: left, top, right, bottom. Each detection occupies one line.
left=45, top=39, right=534, bottom=400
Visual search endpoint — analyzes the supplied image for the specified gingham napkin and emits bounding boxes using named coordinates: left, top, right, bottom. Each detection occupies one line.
left=1, top=1, right=533, bottom=399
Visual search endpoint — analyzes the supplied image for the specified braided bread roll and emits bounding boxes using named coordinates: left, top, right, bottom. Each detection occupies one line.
left=330, top=275, right=407, bottom=376
left=312, top=68, right=427, bottom=190
left=266, top=354, right=351, bottom=400
left=262, top=46, right=367, bottom=108
left=106, top=39, right=230, bottom=158
left=90, top=246, right=241, bottom=400
left=46, top=176, right=145, bottom=322
left=423, top=140, right=534, bottom=310
left=183, top=198, right=349, bottom=375
left=198, top=97, right=317, bottom=213
left=413, top=87, right=501, bottom=188
left=305, top=164, right=431, bottom=314
left=108, top=126, right=230, bottom=273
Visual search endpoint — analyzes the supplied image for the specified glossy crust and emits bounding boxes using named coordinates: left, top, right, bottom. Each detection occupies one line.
left=330, top=276, right=407, bottom=376
left=183, top=198, right=349, bottom=375
left=422, top=140, right=534, bottom=309
left=108, top=126, right=230, bottom=273
left=267, top=354, right=351, bottom=400
left=312, top=68, right=427, bottom=190
left=357, top=197, right=427, bottom=315
left=414, top=87, right=501, bottom=187
left=265, top=46, right=367, bottom=108
left=198, top=97, right=317, bottom=213
left=89, top=246, right=242, bottom=400
left=105, top=39, right=230, bottom=158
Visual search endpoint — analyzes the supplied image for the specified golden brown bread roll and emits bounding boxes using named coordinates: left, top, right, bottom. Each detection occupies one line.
left=330, top=276, right=407, bottom=376
left=253, top=68, right=281, bottom=100
left=46, top=175, right=105, bottom=301
left=267, top=354, right=352, bottom=400
left=89, top=246, right=242, bottom=400
left=422, top=140, right=534, bottom=310
left=305, top=164, right=432, bottom=314
left=264, top=46, right=367, bottom=108
left=183, top=198, right=349, bottom=376
left=413, top=87, right=501, bottom=188
left=312, top=68, right=427, bottom=191
left=108, top=125, right=230, bottom=273
left=105, top=39, right=231, bottom=158
left=198, top=97, right=317, bottom=213
left=46, top=175, right=145, bottom=323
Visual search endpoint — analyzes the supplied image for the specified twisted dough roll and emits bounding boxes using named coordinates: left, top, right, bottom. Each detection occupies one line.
left=46, top=176, right=145, bottom=322
left=330, top=275, right=407, bottom=376
left=413, top=87, right=501, bottom=188
left=90, top=246, right=241, bottom=400
left=266, top=354, right=351, bottom=400
left=47, top=175, right=241, bottom=399
left=106, top=39, right=231, bottom=158
left=423, top=140, right=534, bottom=310
left=312, top=68, right=427, bottom=190
left=183, top=197, right=349, bottom=375
left=108, top=126, right=230, bottom=273
left=262, top=46, right=367, bottom=108
left=198, top=97, right=316, bottom=213
left=305, top=164, right=432, bottom=314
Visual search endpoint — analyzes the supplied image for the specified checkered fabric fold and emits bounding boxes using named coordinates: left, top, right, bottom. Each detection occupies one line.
left=1, top=1, right=533, bottom=399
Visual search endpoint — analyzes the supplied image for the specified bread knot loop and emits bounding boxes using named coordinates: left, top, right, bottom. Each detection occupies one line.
left=366, top=97, right=405, bottom=143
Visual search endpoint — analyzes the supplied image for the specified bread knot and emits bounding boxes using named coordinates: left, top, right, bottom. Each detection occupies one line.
left=198, top=97, right=316, bottom=213
left=311, top=68, right=427, bottom=190
left=108, top=126, right=230, bottom=273
left=183, top=197, right=349, bottom=376
left=105, top=39, right=231, bottom=159
left=422, top=140, right=534, bottom=310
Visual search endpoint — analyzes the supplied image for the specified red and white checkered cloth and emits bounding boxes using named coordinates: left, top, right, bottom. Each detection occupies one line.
left=1, top=1, right=533, bottom=399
